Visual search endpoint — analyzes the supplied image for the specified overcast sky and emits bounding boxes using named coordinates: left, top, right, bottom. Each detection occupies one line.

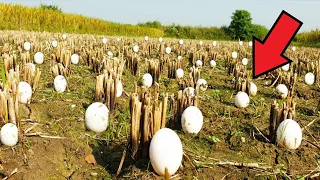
left=1, top=0, right=319, bottom=32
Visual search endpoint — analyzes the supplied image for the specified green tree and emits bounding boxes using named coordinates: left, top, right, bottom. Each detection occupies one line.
left=228, top=10, right=252, bottom=40
left=39, top=4, right=62, bottom=13
left=251, top=24, right=269, bottom=40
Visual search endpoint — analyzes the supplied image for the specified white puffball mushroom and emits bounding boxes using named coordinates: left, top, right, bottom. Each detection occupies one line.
left=159, top=37, right=163, bottom=42
left=177, top=56, right=182, bottom=61
left=196, top=78, right=207, bottom=91
left=18, top=81, right=32, bottom=104
left=85, top=102, right=109, bottom=133
left=24, top=41, right=31, bottom=51
left=181, top=106, right=203, bottom=134
left=34, top=52, right=44, bottom=64
left=62, top=34, right=67, bottom=40
left=276, top=119, right=302, bottom=150
left=142, top=73, right=153, bottom=88
left=242, top=58, right=248, bottom=66
left=199, top=40, right=203, bottom=46
left=234, top=91, right=250, bottom=108
left=212, top=41, right=217, bottom=47
left=282, top=63, right=290, bottom=71
left=179, top=39, right=184, bottom=45
left=133, top=45, right=139, bottom=53
left=51, top=40, right=58, bottom=48
left=239, top=41, right=243, bottom=46
left=102, top=37, right=108, bottom=44
left=107, top=51, right=113, bottom=57
left=196, top=60, right=203, bottom=67
left=276, top=84, right=288, bottom=99
left=54, top=75, right=67, bottom=93
left=165, top=47, right=171, bottom=54
left=248, top=41, right=253, bottom=47
left=292, top=46, right=296, bottom=51
left=183, top=87, right=195, bottom=97
left=210, top=60, right=216, bottom=68
left=249, top=82, right=257, bottom=96
left=149, top=128, right=183, bottom=176
left=0, top=123, right=18, bottom=147
left=144, top=36, right=149, bottom=41
left=71, top=54, right=80, bottom=64
left=232, top=51, right=238, bottom=59
left=116, top=81, right=123, bottom=97
left=304, top=72, right=315, bottom=85
left=176, top=68, right=184, bottom=79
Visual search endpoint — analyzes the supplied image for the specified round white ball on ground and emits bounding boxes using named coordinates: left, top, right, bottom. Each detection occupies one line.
left=249, top=82, right=257, bottom=96
left=85, top=102, right=109, bottom=133
left=142, top=73, right=153, bottom=88
left=165, top=47, right=171, bottom=54
left=0, top=123, right=19, bottom=147
left=116, top=81, right=123, bottom=97
left=116, top=37, right=121, bottom=42
left=107, top=51, right=113, bottom=57
left=242, top=58, right=248, bottom=66
left=196, top=60, right=203, bottom=67
left=232, top=51, right=238, bottom=59
left=248, top=41, right=253, bottom=47
left=212, top=41, right=217, bottom=47
left=54, top=75, right=67, bottom=93
left=210, top=60, right=216, bottom=68
left=292, top=46, right=296, bottom=51
left=18, top=81, right=32, bottom=104
left=239, top=41, right=243, bottom=46
left=199, top=40, right=203, bottom=46
left=51, top=40, right=58, bottom=48
left=102, top=37, right=108, bottom=44
left=177, top=56, right=182, bottom=61
left=24, top=42, right=31, bottom=51
left=281, top=64, right=290, bottom=71
left=183, top=87, right=195, bottom=97
left=276, top=84, right=288, bottom=99
left=133, top=45, right=139, bottom=53
left=144, top=36, right=149, bottom=41
left=159, top=37, right=163, bottom=42
left=235, top=91, right=250, bottom=108
left=179, top=39, right=184, bottom=45
left=62, top=34, right=67, bottom=40
left=276, top=119, right=302, bottom=150
left=34, top=52, right=44, bottom=64
left=304, top=72, right=315, bottom=85
left=176, top=68, right=184, bottom=79
left=149, top=128, right=183, bottom=176
left=196, top=78, right=207, bottom=91
left=181, top=106, right=203, bottom=134
left=71, top=54, right=80, bottom=64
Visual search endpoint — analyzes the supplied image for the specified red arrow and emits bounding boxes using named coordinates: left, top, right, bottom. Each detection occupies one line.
left=253, top=10, right=303, bottom=79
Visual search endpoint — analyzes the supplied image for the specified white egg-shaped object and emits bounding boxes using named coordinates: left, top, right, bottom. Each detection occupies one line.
left=249, top=82, right=257, bottom=96
left=142, top=73, right=153, bottom=88
left=159, top=37, right=163, bottom=42
left=281, top=63, right=290, bottom=71
left=179, top=39, right=184, bottom=45
left=181, top=106, right=203, bottom=134
left=102, top=37, right=108, bottom=44
left=71, top=54, right=80, bottom=64
left=199, top=41, right=203, bottom=46
left=292, top=46, right=296, bottom=52
left=304, top=72, right=315, bottom=85
left=242, top=58, right=248, bottom=66
left=165, top=47, right=171, bottom=54
left=232, top=51, right=238, bottom=59
left=176, top=68, right=184, bottom=79
left=24, top=42, right=31, bottom=51
left=34, top=52, right=44, bottom=64
left=116, top=81, right=123, bottom=97
left=116, top=37, right=121, bottom=42
left=18, top=81, right=32, bottom=104
left=210, top=60, right=216, bottom=68
left=25, top=63, right=36, bottom=75
left=248, top=41, right=253, bottom=47
left=0, top=123, right=18, bottom=147
left=276, top=119, right=302, bottom=150
left=85, top=102, right=109, bottom=133
left=54, top=75, right=67, bottom=93
left=149, top=128, right=183, bottom=176
left=196, top=60, right=203, bottom=67
left=183, top=87, right=195, bottom=97
left=239, top=41, right=243, bottom=46
left=212, top=41, right=217, bottom=47
left=177, top=56, right=182, bottom=61
left=51, top=40, right=58, bottom=48
left=107, top=51, right=113, bottom=57
left=62, top=34, right=67, bottom=40
left=276, top=84, right=288, bottom=99
left=235, top=91, right=250, bottom=108
left=144, top=36, right=149, bottom=41
left=133, top=45, right=139, bottom=53
left=196, top=78, right=207, bottom=91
